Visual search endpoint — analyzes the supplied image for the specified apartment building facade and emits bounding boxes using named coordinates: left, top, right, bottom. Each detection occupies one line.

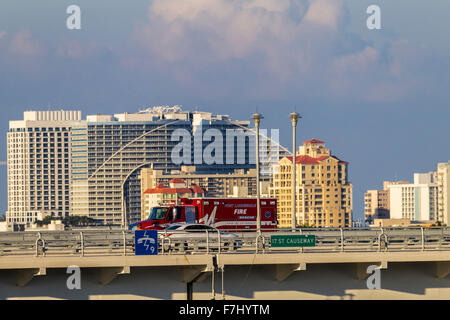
left=364, top=181, right=409, bottom=225
left=364, top=190, right=389, bottom=223
left=389, top=172, right=439, bottom=221
left=69, top=108, right=258, bottom=225
left=270, top=139, right=352, bottom=228
left=437, top=161, right=450, bottom=224
left=6, top=110, right=82, bottom=226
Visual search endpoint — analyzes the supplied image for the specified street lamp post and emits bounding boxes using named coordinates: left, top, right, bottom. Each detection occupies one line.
left=289, top=112, right=300, bottom=230
left=252, top=113, right=263, bottom=236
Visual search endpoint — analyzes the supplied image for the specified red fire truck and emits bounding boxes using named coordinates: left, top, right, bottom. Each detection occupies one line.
left=133, top=198, right=278, bottom=231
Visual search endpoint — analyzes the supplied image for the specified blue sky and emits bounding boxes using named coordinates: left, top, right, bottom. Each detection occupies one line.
left=0, top=0, right=449, bottom=220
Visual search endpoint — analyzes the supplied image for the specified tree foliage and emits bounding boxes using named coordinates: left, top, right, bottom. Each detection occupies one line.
left=34, top=215, right=100, bottom=227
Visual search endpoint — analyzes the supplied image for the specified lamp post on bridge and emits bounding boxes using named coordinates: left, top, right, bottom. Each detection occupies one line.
left=289, top=112, right=300, bottom=231
left=252, top=113, right=263, bottom=236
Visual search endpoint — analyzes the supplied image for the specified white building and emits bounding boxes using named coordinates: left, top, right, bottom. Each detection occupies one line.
left=6, top=110, right=82, bottom=226
left=389, top=172, right=438, bottom=221
left=70, top=107, right=256, bottom=225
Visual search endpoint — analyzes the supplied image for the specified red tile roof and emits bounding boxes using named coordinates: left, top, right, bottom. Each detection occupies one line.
left=303, top=138, right=324, bottom=145
left=334, top=156, right=349, bottom=165
left=169, top=178, right=185, bottom=184
left=143, top=187, right=190, bottom=194
left=143, top=184, right=205, bottom=195
left=285, top=155, right=349, bottom=165
left=286, top=155, right=325, bottom=164
left=191, top=184, right=205, bottom=194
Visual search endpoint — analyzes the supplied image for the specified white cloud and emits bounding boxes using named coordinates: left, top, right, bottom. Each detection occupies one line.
left=123, top=0, right=449, bottom=102
left=9, top=30, right=43, bottom=57
left=134, top=0, right=313, bottom=71
left=332, top=46, right=380, bottom=76
left=303, top=0, right=343, bottom=30
left=0, top=30, right=46, bottom=74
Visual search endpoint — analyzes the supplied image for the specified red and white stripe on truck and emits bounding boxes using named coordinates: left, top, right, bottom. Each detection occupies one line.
left=180, top=198, right=277, bottom=231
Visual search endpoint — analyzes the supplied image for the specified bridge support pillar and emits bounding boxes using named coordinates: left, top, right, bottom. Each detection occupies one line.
left=99, top=266, right=130, bottom=285
left=182, top=265, right=214, bottom=301
left=181, top=265, right=213, bottom=283
left=275, top=263, right=307, bottom=282
left=355, top=262, right=387, bottom=280
left=435, top=262, right=450, bottom=279
left=16, top=267, right=46, bottom=287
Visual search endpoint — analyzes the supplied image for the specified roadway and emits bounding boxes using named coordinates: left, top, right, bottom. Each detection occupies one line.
left=0, top=227, right=449, bottom=299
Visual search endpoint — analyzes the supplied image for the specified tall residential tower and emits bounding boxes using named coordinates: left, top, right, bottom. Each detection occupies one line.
left=270, top=139, right=352, bottom=228
left=6, top=110, right=82, bottom=226
left=70, top=107, right=257, bottom=225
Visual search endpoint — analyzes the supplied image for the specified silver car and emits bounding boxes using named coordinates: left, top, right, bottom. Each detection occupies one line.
left=159, top=224, right=242, bottom=252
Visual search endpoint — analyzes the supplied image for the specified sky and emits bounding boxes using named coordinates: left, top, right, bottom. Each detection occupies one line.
left=0, top=0, right=449, bottom=220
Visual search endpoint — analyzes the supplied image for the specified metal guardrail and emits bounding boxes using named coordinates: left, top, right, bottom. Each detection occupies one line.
left=0, top=227, right=450, bottom=257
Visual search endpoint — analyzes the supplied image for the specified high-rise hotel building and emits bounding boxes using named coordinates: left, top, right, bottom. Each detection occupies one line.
left=270, top=139, right=352, bottom=228
left=6, top=110, right=82, bottom=225
left=69, top=108, right=254, bottom=225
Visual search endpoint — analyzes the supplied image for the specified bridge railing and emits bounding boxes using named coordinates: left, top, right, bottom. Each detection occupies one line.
left=1, top=227, right=450, bottom=257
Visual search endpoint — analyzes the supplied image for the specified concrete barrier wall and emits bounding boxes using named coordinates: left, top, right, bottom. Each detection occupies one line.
left=194, top=262, right=450, bottom=299
left=0, top=262, right=449, bottom=300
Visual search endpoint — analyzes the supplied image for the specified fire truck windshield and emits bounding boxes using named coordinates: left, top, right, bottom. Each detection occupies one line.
left=148, top=207, right=168, bottom=220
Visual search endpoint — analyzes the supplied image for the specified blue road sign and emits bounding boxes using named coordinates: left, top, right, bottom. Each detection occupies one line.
left=135, top=230, right=158, bottom=255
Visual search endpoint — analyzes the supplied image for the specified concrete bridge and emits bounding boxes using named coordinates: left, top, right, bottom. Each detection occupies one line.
left=1, top=250, right=449, bottom=299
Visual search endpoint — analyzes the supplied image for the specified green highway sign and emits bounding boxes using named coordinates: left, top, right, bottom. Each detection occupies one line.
left=270, top=235, right=316, bottom=247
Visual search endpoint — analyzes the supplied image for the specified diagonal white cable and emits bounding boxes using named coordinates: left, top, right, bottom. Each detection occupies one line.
left=223, top=119, right=292, bottom=156
left=87, top=120, right=182, bottom=181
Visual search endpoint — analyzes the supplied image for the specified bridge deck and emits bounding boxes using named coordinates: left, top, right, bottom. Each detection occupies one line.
left=1, top=251, right=449, bottom=270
